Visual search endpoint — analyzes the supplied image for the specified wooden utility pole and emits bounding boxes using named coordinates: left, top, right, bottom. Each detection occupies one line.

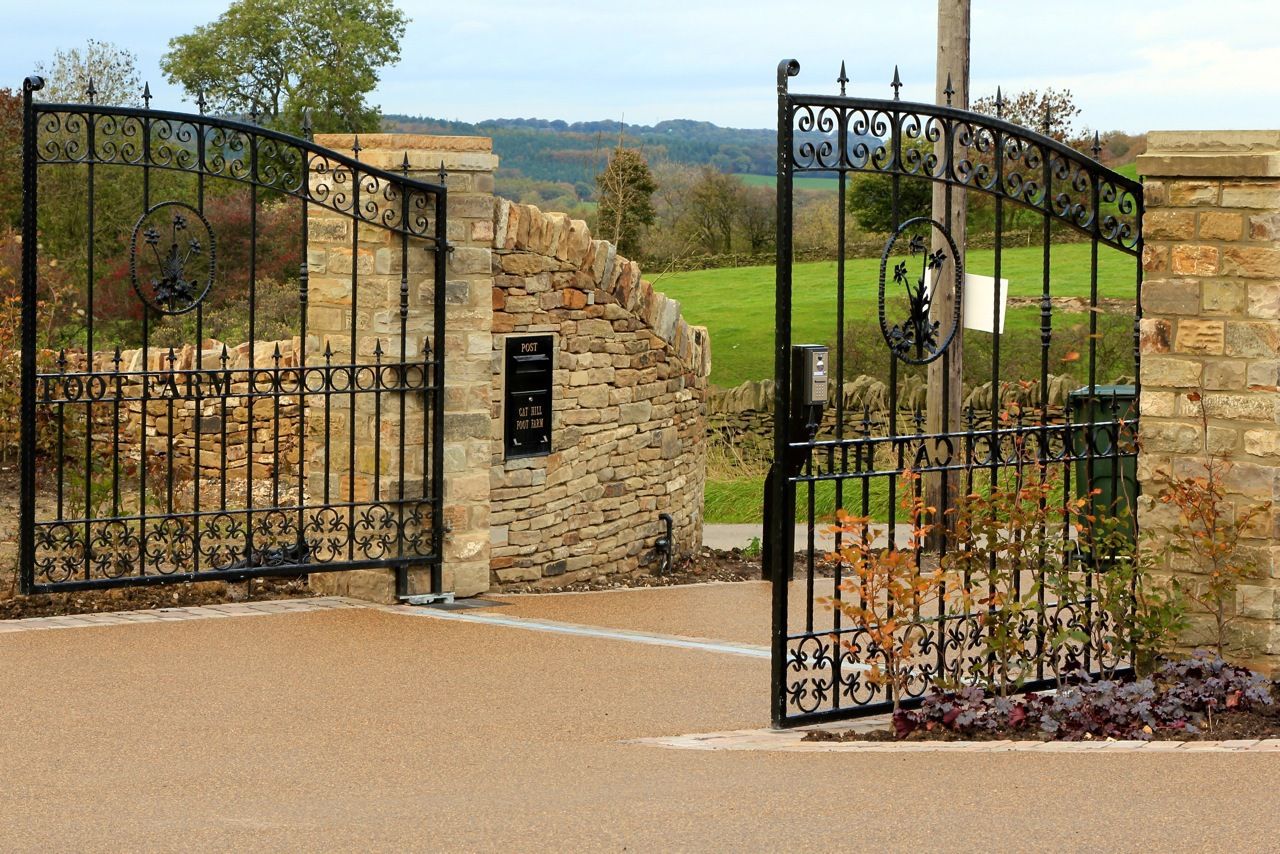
left=926, top=0, right=969, bottom=542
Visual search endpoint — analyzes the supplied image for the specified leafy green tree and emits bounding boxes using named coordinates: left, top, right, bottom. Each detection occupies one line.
left=595, top=147, right=656, bottom=256
left=686, top=167, right=743, bottom=255
left=161, top=0, right=409, bottom=134
left=846, top=138, right=932, bottom=234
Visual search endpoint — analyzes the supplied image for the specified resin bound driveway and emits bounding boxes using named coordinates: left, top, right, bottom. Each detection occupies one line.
left=2, top=589, right=1279, bottom=852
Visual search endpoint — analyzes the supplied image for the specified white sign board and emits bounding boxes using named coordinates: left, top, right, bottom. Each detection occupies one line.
left=961, top=273, right=1008, bottom=334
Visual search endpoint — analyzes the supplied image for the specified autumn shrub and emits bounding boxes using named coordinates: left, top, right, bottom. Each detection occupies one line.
left=819, top=469, right=952, bottom=712
left=1157, top=391, right=1272, bottom=657
left=0, top=229, right=78, bottom=463
left=94, top=194, right=302, bottom=347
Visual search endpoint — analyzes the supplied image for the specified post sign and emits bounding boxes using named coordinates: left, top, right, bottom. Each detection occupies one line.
left=504, top=335, right=553, bottom=459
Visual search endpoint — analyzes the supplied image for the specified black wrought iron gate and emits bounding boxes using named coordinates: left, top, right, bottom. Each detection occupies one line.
left=768, top=61, right=1143, bottom=726
left=19, top=76, right=447, bottom=595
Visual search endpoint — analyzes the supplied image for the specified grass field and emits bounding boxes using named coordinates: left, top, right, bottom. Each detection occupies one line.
left=655, top=242, right=1140, bottom=389
left=667, top=242, right=1140, bottom=524
left=736, top=173, right=842, bottom=192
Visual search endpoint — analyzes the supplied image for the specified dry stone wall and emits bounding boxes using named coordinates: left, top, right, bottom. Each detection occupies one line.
left=60, top=338, right=301, bottom=481
left=489, top=201, right=710, bottom=586
left=708, top=373, right=1081, bottom=459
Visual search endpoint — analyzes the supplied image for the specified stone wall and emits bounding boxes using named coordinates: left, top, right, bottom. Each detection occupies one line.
left=708, top=373, right=1080, bottom=459
left=299, top=134, right=708, bottom=598
left=489, top=201, right=710, bottom=586
left=61, top=338, right=301, bottom=481
left=1138, top=131, right=1280, bottom=673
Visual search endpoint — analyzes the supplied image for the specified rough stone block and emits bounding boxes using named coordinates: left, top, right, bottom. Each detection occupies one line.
left=1171, top=245, right=1220, bottom=276
left=1144, top=210, right=1195, bottom=240
left=1143, top=278, right=1200, bottom=315
left=1198, top=211, right=1244, bottom=240
left=1175, top=319, right=1225, bottom=354
left=1221, top=246, right=1280, bottom=279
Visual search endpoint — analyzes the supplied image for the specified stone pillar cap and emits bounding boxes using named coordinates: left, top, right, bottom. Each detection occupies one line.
left=1139, top=131, right=1280, bottom=178
left=313, top=133, right=492, bottom=153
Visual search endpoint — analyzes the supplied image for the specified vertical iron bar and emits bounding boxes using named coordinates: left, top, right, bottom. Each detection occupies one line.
left=770, top=59, right=799, bottom=728
left=348, top=163, right=360, bottom=563
left=246, top=135, right=258, bottom=565
left=138, top=98, right=152, bottom=578
left=193, top=114, right=206, bottom=562
left=296, top=132, right=311, bottom=564
left=18, top=77, right=41, bottom=593
left=431, top=172, right=448, bottom=594
left=1036, top=144, right=1053, bottom=683
left=393, top=159, right=411, bottom=597
left=83, top=109, right=97, bottom=582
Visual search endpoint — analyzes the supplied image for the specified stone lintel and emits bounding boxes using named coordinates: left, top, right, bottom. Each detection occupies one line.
left=1140, top=131, right=1280, bottom=178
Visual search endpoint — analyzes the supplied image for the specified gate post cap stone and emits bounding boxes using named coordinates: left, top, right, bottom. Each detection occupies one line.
left=1140, top=131, right=1280, bottom=178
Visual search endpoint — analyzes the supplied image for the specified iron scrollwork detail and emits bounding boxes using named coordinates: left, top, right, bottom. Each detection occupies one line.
left=877, top=216, right=962, bottom=364
left=129, top=201, right=216, bottom=315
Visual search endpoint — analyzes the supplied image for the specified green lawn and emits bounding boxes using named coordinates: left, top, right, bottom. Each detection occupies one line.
left=706, top=474, right=894, bottom=524
left=735, top=173, right=842, bottom=192
left=656, top=242, right=1139, bottom=389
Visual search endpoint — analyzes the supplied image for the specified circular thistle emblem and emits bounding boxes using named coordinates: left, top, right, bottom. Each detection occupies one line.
left=129, top=202, right=216, bottom=315
left=877, top=216, right=963, bottom=365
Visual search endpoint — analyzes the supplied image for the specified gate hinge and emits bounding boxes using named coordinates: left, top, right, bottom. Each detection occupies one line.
left=400, top=592, right=456, bottom=606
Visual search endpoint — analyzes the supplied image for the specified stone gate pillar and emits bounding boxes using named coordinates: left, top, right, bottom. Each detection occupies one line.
left=1138, top=132, right=1280, bottom=672
left=307, top=135, right=497, bottom=600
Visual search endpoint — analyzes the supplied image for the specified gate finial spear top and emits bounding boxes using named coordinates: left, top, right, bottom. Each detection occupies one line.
left=1092, top=130, right=1103, bottom=160
left=995, top=86, right=1004, bottom=118
left=196, top=89, right=206, bottom=115
left=438, top=159, right=447, bottom=186
left=302, top=108, right=313, bottom=139
left=891, top=65, right=902, bottom=100
left=86, top=76, right=96, bottom=104
left=838, top=61, right=848, bottom=96
left=352, top=134, right=362, bottom=160
left=142, top=82, right=152, bottom=110
left=1042, top=102, right=1052, bottom=135
left=401, top=152, right=411, bottom=176
left=943, top=73, right=954, bottom=106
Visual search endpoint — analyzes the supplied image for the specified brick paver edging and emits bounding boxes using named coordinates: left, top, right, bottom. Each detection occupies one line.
left=634, top=728, right=1280, bottom=753
left=0, top=597, right=365, bottom=633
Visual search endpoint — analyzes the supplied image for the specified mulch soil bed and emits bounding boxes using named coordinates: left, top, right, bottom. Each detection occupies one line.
left=504, top=547, right=767, bottom=593
left=803, top=682, right=1280, bottom=743
left=0, top=576, right=314, bottom=621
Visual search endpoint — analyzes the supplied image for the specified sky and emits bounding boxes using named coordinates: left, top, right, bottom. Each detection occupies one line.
left=3, top=0, right=1279, bottom=133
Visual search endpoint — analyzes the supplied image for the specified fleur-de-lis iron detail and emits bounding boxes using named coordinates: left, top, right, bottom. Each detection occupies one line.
left=878, top=217, right=963, bottom=364
left=129, top=202, right=216, bottom=315
left=145, top=211, right=202, bottom=308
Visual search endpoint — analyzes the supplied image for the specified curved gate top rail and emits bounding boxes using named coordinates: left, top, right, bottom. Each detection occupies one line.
left=777, top=60, right=1141, bottom=255
left=25, top=75, right=443, bottom=241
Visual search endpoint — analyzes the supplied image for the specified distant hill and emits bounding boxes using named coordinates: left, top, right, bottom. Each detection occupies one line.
left=383, top=114, right=776, bottom=201
left=382, top=114, right=1144, bottom=211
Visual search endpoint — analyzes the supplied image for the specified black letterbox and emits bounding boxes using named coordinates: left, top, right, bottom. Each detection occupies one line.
left=504, top=335, right=553, bottom=459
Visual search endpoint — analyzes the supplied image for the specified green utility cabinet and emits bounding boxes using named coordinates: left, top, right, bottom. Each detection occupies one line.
left=1068, top=385, right=1138, bottom=543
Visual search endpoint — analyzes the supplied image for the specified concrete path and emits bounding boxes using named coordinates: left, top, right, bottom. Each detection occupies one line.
left=2, top=596, right=1279, bottom=851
